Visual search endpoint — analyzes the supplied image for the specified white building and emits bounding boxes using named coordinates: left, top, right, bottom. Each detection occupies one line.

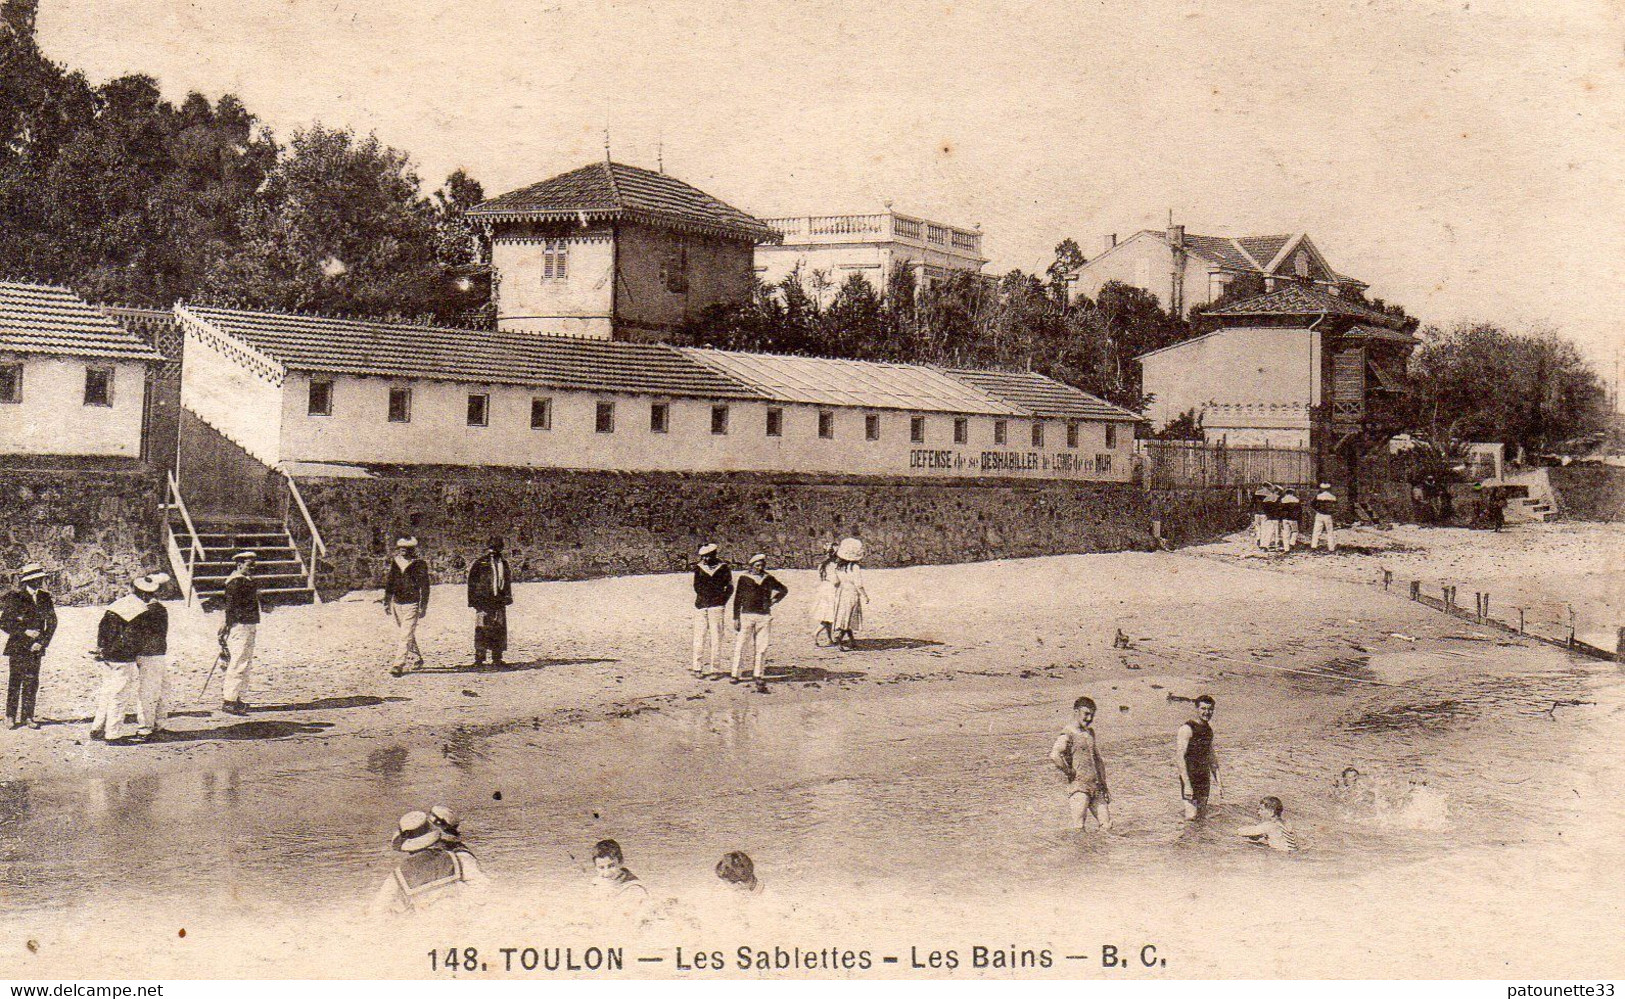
left=175, top=304, right=1138, bottom=483
left=0, top=281, right=163, bottom=459
left=755, top=209, right=986, bottom=299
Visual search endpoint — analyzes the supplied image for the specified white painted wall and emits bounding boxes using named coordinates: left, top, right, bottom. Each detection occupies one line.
left=1141, top=327, right=1320, bottom=445
left=0, top=354, right=147, bottom=457
left=276, top=372, right=1134, bottom=482
left=493, top=232, right=616, bottom=337
left=179, top=323, right=285, bottom=465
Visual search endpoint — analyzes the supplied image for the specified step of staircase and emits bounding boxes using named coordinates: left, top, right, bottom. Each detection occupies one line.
left=166, top=517, right=318, bottom=607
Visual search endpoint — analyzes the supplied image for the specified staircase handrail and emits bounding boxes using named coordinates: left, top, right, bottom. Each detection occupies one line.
left=165, top=471, right=206, bottom=604
left=284, top=475, right=326, bottom=592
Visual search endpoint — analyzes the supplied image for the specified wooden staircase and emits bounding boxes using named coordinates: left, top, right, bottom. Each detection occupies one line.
left=163, top=471, right=323, bottom=607
left=175, top=514, right=318, bottom=608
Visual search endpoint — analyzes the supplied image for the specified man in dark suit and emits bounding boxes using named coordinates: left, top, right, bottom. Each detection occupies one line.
left=466, top=537, right=514, bottom=667
left=0, top=563, right=56, bottom=729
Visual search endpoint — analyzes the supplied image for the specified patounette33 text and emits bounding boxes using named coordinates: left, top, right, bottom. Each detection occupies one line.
left=427, top=943, right=1168, bottom=974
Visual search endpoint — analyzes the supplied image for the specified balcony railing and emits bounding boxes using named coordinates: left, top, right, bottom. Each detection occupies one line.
left=761, top=211, right=981, bottom=256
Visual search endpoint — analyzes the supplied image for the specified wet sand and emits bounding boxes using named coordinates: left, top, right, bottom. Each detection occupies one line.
left=1, top=525, right=1622, bottom=978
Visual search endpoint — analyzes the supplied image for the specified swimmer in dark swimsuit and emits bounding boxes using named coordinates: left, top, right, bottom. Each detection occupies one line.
left=1176, top=694, right=1220, bottom=820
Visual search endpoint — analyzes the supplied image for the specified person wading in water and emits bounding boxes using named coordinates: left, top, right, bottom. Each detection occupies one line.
left=1176, top=694, right=1221, bottom=820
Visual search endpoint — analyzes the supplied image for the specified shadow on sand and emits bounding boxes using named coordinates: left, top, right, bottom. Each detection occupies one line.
left=766, top=664, right=867, bottom=683
left=842, top=636, right=944, bottom=652
left=150, top=719, right=336, bottom=743
left=255, top=695, right=410, bottom=713
left=410, top=657, right=618, bottom=675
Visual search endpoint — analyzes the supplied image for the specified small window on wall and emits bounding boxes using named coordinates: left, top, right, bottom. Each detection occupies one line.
left=1105, top=423, right=1117, bottom=449
left=83, top=366, right=114, bottom=407
left=466, top=393, right=489, bottom=427
left=308, top=379, right=333, bottom=416
left=818, top=411, right=835, bottom=439
left=531, top=397, right=552, bottom=430
left=0, top=363, right=20, bottom=404
left=595, top=401, right=615, bottom=433
left=388, top=387, right=412, bottom=423
left=542, top=239, right=569, bottom=281
left=766, top=407, right=783, bottom=437
left=650, top=402, right=670, bottom=434
left=910, top=415, right=925, bottom=443
left=1066, top=422, right=1080, bottom=448
left=865, top=413, right=880, bottom=441
left=993, top=420, right=1007, bottom=446
left=1031, top=422, right=1045, bottom=448
left=711, top=405, right=729, bottom=435
left=953, top=418, right=968, bottom=444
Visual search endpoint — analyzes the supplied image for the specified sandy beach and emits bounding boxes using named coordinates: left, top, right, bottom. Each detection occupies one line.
left=1, top=523, right=1621, bottom=978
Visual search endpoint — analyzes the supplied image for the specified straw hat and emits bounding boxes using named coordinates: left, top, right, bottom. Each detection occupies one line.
left=232, top=550, right=258, bottom=562
left=429, top=805, right=462, bottom=842
left=16, top=563, right=47, bottom=584
left=396, top=536, right=418, bottom=549
left=836, top=538, right=865, bottom=562
left=391, top=810, right=441, bottom=852
left=133, top=572, right=171, bottom=595
left=747, top=553, right=767, bottom=566
left=697, top=543, right=719, bottom=557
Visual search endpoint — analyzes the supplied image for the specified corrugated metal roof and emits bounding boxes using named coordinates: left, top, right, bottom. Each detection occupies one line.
left=178, top=306, right=764, bottom=399
left=682, top=348, right=1022, bottom=416
left=469, top=161, right=779, bottom=244
left=945, top=368, right=1143, bottom=422
left=0, top=281, right=164, bottom=361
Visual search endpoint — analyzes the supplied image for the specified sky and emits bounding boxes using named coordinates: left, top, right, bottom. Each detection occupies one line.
left=35, top=0, right=1625, bottom=384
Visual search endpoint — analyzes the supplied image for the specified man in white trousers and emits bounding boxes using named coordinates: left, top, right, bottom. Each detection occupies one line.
left=92, top=577, right=146, bottom=744
left=691, top=543, right=733, bottom=677
left=1311, top=483, right=1339, bottom=552
left=132, top=572, right=172, bottom=738
left=731, top=554, right=789, bottom=683
left=220, top=551, right=262, bottom=715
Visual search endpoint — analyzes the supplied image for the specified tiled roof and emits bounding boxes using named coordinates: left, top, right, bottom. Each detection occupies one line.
left=177, top=306, right=765, bottom=399
left=469, top=161, right=779, bottom=244
left=0, top=281, right=163, bottom=361
left=1199, top=284, right=1405, bottom=328
left=682, top=348, right=1021, bottom=416
left=1343, top=323, right=1419, bottom=345
left=944, top=368, right=1142, bottom=422
left=1234, top=235, right=1295, bottom=268
left=1180, top=234, right=1256, bottom=271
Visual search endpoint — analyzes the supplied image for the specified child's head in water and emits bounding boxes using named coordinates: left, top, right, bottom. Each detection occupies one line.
left=1258, top=796, right=1285, bottom=820
left=716, top=851, right=758, bottom=892
left=1072, top=696, right=1097, bottom=727
left=593, top=839, right=626, bottom=880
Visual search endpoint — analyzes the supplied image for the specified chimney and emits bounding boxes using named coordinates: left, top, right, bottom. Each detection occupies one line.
left=1168, top=224, right=1185, bottom=249
left=1102, top=233, right=1117, bottom=255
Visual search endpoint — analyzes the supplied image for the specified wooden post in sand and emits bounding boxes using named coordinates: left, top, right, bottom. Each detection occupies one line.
left=1616, top=627, right=1624, bottom=664
left=1482, top=592, right=1490, bottom=621
left=1518, top=607, right=1526, bottom=635
left=1382, top=570, right=1393, bottom=590
left=1410, top=581, right=1421, bottom=601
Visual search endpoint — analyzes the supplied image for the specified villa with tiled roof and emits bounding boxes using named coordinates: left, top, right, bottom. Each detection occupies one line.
left=0, top=280, right=163, bottom=459
left=468, top=159, right=779, bottom=342
left=1069, top=226, right=1367, bottom=317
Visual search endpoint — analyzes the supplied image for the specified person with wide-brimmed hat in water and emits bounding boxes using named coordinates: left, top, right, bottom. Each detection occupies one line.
left=830, top=538, right=868, bottom=652
left=368, top=809, right=490, bottom=915
left=1, top=563, right=56, bottom=730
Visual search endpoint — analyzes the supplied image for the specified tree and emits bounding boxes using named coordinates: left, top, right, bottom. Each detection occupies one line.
left=200, top=125, right=470, bottom=319
left=1068, top=280, right=1191, bottom=409
left=1406, top=322, right=1608, bottom=456
left=818, top=273, right=889, bottom=359
left=1045, top=238, right=1085, bottom=305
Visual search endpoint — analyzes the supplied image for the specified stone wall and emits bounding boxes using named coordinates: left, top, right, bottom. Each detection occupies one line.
left=1550, top=465, right=1625, bottom=522
left=294, top=466, right=1250, bottom=593
left=0, top=459, right=166, bottom=605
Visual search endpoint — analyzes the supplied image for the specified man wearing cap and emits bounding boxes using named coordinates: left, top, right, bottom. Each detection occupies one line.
left=691, top=543, right=733, bottom=677
left=1, top=564, right=56, bottom=730
left=221, top=550, right=262, bottom=716
left=93, top=577, right=147, bottom=743
left=131, top=573, right=172, bottom=738
left=384, top=537, right=431, bottom=676
left=1276, top=486, right=1302, bottom=551
left=1310, top=483, right=1339, bottom=552
left=466, top=537, right=513, bottom=667
left=731, top=554, right=789, bottom=683
left=368, top=809, right=488, bottom=915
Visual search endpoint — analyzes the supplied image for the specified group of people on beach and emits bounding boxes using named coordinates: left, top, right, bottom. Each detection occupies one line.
left=1049, top=693, right=1299, bottom=852
left=1250, top=482, right=1340, bottom=553
left=689, top=537, right=869, bottom=684
left=0, top=562, right=176, bottom=743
